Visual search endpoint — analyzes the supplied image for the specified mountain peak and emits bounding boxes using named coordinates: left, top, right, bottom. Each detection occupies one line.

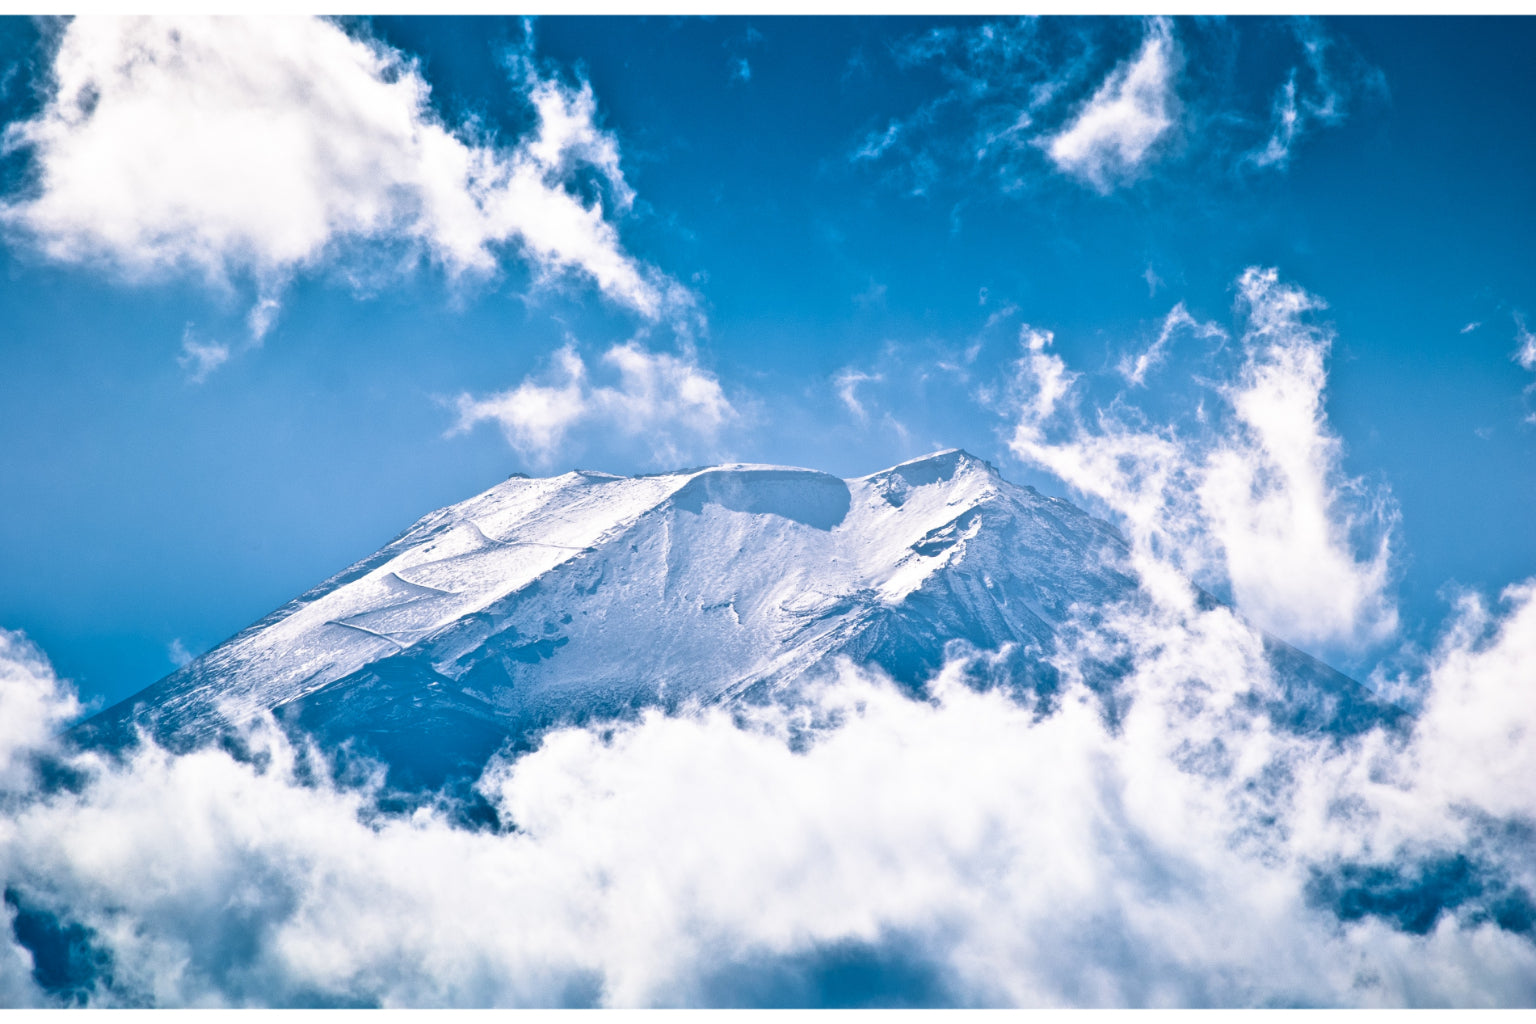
left=79, top=452, right=1391, bottom=794
left=860, top=447, right=995, bottom=482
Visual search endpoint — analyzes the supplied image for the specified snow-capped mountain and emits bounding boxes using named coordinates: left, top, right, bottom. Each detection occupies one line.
left=80, top=450, right=1392, bottom=789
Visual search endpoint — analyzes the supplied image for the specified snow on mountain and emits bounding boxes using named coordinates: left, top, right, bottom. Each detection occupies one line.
left=78, top=450, right=1392, bottom=790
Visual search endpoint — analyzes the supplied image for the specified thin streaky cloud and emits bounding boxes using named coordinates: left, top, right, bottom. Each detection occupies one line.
left=833, top=368, right=882, bottom=424
left=1514, top=314, right=1536, bottom=372
left=1244, top=19, right=1384, bottom=174
left=177, top=328, right=231, bottom=385
left=1118, top=301, right=1226, bottom=387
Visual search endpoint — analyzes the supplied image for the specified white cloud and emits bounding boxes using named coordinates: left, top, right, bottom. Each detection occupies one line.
left=1118, top=301, right=1226, bottom=387
left=452, top=341, right=734, bottom=465
left=1248, top=74, right=1302, bottom=170
left=851, top=19, right=1078, bottom=199
left=863, top=19, right=1383, bottom=201
left=852, top=121, right=902, bottom=162
left=833, top=369, right=881, bottom=424
left=1042, top=18, right=1181, bottom=194
left=1245, top=19, right=1382, bottom=173
left=1007, top=268, right=1398, bottom=654
left=1461, top=321, right=1481, bottom=335
left=1389, top=582, right=1536, bottom=826
left=1514, top=314, right=1536, bottom=372
left=1011, top=325, right=1077, bottom=428
left=176, top=327, right=230, bottom=384
left=0, top=630, right=80, bottom=792
left=166, top=638, right=194, bottom=668
left=0, top=17, right=686, bottom=338
left=1205, top=270, right=1398, bottom=648
left=5, top=556, right=1536, bottom=1008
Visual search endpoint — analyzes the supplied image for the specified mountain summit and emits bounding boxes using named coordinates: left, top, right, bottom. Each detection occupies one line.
left=81, top=450, right=1390, bottom=790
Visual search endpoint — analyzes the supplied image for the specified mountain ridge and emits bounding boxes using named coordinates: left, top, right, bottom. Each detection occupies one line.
left=76, top=449, right=1395, bottom=792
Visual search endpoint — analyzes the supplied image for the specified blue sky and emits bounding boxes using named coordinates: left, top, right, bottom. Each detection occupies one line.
left=1, top=15, right=1535, bottom=711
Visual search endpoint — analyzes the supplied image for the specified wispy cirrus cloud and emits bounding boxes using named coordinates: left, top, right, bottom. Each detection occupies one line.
left=0, top=17, right=691, bottom=340
left=1005, top=267, right=1399, bottom=655
left=832, top=368, right=881, bottom=424
left=847, top=17, right=1091, bottom=197
left=851, top=121, right=902, bottom=163
left=828, top=319, right=994, bottom=449
left=1513, top=314, right=1536, bottom=424
left=1514, top=313, right=1536, bottom=372
left=1117, top=300, right=1226, bottom=387
left=852, top=17, right=1384, bottom=200
left=1245, top=18, right=1387, bottom=172
left=176, top=326, right=230, bottom=385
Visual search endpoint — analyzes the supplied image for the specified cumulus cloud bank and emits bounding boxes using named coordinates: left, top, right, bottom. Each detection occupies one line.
left=2, top=546, right=1535, bottom=1008
left=1007, top=267, right=1398, bottom=654
left=451, top=341, right=735, bottom=466
left=0, top=17, right=686, bottom=337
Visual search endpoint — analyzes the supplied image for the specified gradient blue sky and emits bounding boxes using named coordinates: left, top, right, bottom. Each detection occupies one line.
left=1, top=15, right=1534, bottom=710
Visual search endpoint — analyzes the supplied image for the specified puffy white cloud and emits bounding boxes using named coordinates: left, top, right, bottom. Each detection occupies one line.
left=1042, top=17, right=1181, bottom=194
left=1398, top=582, right=1536, bottom=827
left=451, top=341, right=734, bottom=465
left=4, top=557, right=1536, bottom=1009
left=1007, top=267, right=1398, bottom=654
left=1010, top=325, right=1077, bottom=427
left=0, top=630, right=79, bottom=793
left=0, top=17, right=685, bottom=337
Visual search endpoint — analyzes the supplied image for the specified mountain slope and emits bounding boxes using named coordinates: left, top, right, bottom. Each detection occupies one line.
left=79, top=450, right=1394, bottom=789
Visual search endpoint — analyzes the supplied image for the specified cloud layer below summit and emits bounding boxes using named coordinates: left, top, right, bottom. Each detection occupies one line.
left=0, top=540, right=1534, bottom=1007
